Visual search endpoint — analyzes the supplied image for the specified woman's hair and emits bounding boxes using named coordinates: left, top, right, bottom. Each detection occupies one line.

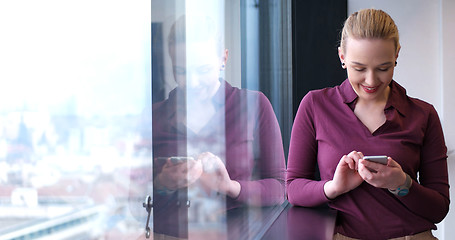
left=340, top=9, right=400, bottom=54
left=167, top=15, right=224, bottom=58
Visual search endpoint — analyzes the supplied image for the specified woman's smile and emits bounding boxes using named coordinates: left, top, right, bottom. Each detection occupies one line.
left=361, top=84, right=379, bottom=93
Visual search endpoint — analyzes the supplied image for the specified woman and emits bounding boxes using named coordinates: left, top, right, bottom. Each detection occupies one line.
left=286, top=9, right=449, bottom=240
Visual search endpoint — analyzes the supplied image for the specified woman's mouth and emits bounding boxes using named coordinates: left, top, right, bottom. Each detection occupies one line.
left=362, top=85, right=378, bottom=93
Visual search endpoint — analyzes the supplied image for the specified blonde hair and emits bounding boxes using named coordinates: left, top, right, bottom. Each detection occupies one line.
left=168, top=15, right=224, bottom=58
left=340, top=9, right=400, bottom=54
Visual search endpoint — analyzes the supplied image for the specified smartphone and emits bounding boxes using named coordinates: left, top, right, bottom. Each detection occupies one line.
left=363, top=155, right=388, bottom=165
left=155, top=156, right=194, bottom=165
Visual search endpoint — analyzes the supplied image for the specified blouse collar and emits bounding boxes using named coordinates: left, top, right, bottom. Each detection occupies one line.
left=339, top=79, right=409, bottom=117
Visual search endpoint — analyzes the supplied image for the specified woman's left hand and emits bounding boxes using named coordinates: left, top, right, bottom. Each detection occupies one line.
left=197, top=152, right=241, bottom=198
left=357, top=157, right=407, bottom=190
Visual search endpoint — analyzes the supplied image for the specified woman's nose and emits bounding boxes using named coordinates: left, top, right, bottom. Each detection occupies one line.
left=186, top=71, right=201, bottom=88
left=365, top=70, right=377, bottom=85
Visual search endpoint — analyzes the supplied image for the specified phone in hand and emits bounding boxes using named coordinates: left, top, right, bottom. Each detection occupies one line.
left=155, top=156, right=194, bottom=165
left=363, top=155, right=388, bottom=165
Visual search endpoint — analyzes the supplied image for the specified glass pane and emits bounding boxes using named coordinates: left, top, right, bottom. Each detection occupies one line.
left=0, top=0, right=151, bottom=239
left=148, top=0, right=290, bottom=239
left=0, top=0, right=291, bottom=239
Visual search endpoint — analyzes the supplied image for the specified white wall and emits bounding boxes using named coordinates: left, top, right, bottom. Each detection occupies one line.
left=441, top=0, right=455, bottom=239
left=348, top=1, right=455, bottom=239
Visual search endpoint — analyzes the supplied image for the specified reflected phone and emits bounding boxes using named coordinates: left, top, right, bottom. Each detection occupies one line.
left=363, top=155, right=388, bottom=165
left=155, top=156, right=194, bottom=165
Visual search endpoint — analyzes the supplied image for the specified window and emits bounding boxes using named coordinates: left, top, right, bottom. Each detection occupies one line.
left=0, top=1, right=150, bottom=239
left=0, top=1, right=292, bottom=239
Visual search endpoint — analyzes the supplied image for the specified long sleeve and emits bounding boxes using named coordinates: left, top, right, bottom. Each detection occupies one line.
left=233, top=92, right=286, bottom=206
left=396, top=106, right=450, bottom=223
left=286, top=93, right=329, bottom=207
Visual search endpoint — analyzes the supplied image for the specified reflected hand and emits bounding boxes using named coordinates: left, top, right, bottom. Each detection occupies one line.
left=155, top=157, right=203, bottom=190
left=198, top=152, right=241, bottom=198
left=358, top=157, right=407, bottom=190
left=324, top=151, right=364, bottom=199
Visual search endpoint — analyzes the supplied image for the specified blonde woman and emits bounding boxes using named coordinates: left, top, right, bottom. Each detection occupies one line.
left=286, top=9, right=449, bottom=239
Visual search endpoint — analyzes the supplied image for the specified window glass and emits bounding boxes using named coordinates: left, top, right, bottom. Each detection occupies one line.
left=147, top=0, right=291, bottom=239
left=0, top=1, right=151, bottom=239
left=0, top=0, right=291, bottom=239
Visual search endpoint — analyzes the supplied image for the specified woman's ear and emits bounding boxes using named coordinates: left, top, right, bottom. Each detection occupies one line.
left=338, top=47, right=346, bottom=69
left=223, top=49, right=229, bottom=64
left=395, top=46, right=401, bottom=59
left=221, top=49, right=229, bottom=70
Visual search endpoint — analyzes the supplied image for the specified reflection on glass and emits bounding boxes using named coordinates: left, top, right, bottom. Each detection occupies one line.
left=147, top=13, right=286, bottom=239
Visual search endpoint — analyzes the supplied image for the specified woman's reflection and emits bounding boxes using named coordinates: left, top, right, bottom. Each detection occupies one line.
left=151, top=15, right=286, bottom=239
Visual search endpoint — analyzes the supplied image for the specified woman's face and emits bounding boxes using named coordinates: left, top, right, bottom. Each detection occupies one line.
left=339, top=38, right=399, bottom=102
left=171, top=40, right=224, bottom=102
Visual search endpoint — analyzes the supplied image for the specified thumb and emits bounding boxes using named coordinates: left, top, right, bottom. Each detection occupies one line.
left=386, top=157, right=400, bottom=168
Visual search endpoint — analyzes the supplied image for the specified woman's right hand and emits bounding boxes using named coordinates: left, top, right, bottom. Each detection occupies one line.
left=155, top=157, right=203, bottom=191
left=197, top=152, right=241, bottom=198
left=324, top=151, right=364, bottom=199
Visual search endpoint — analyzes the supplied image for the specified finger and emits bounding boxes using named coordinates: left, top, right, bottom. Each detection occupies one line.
left=341, top=155, right=355, bottom=169
left=358, top=152, right=365, bottom=159
left=161, top=158, right=173, bottom=168
left=188, top=165, right=202, bottom=184
left=174, top=162, right=189, bottom=174
left=360, top=159, right=381, bottom=173
left=188, top=158, right=200, bottom=169
left=358, top=161, right=373, bottom=180
left=386, top=157, right=400, bottom=168
left=347, top=151, right=363, bottom=169
left=356, top=152, right=365, bottom=170
left=188, top=160, right=201, bottom=172
left=199, top=151, right=215, bottom=160
left=348, top=151, right=364, bottom=161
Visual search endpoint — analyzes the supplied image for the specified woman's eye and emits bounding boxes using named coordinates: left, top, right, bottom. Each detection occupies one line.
left=378, top=68, right=389, bottom=72
left=354, top=68, right=365, bottom=72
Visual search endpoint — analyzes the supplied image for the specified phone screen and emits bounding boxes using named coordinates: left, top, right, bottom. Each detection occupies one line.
left=363, top=155, right=388, bottom=165
left=155, top=156, right=194, bottom=165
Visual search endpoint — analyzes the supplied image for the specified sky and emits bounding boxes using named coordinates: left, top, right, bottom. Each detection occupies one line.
left=0, top=0, right=151, bottom=116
